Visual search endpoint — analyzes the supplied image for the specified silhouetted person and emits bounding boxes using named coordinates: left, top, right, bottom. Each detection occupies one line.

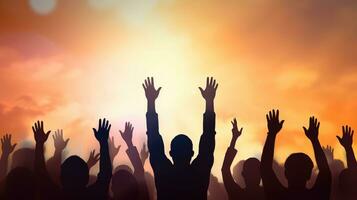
left=141, top=143, right=157, bottom=200
left=109, top=135, right=121, bottom=166
left=3, top=167, right=35, bottom=200
left=336, top=125, right=357, bottom=200
left=143, top=77, right=218, bottom=200
left=222, top=118, right=265, bottom=200
left=11, top=148, right=35, bottom=171
left=208, top=174, right=228, bottom=200
left=111, top=122, right=149, bottom=200
left=261, top=110, right=331, bottom=200
left=33, top=119, right=112, bottom=200
left=47, top=129, right=69, bottom=184
left=322, top=145, right=345, bottom=200
left=0, top=134, right=17, bottom=182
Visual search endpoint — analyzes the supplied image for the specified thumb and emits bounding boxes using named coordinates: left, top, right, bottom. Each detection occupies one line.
left=157, top=87, right=162, bottom=93
left=280, top=120, right=285, bottom=126
left=46, top=131, right=51, bottom=138
left=303, top=127, right=308, bottom=134
left=199, top=87, right=204, bottom=93
left=92, top=128, right=97, bottom=135
left=336, top=136, right=342, bottom=143
left=11, top=143, right=17, bottom=151
left=65, top=138, right=70, bottom=145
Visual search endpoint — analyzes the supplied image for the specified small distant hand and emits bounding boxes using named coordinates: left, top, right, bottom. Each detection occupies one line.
left=303, top=117, right=320, bottom=142
left=87, top=149, right=100, bottom=169
left=231, top=118, right=243, bottom=139
left=109, top=136, right=121, bottom=161
left=266, top=109, right=284, bottom=136
left=323, top=145, right=334, bottom=163
left=119, top=122, right=134, bottom=147
left=337, top=125, right=354, bottom=149
left=53, top=129, right=69, bottom=151
left=93, top=119, right=111, bottom=144
left=143, top=77, right=161, bottom=102
left=1, top=134, right=17, bottom=156
left=140, top=143, right=149, bottom=163
left=199, top=77, right=218, bottom=102
left=32, top=121, right=51, bottom=145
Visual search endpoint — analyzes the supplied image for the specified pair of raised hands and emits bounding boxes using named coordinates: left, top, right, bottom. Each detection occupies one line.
left=265, top=109, right=320, bottom=142
left=142, top=77, right=218, bottom=102
left=32, top=119, right=111, bottom=146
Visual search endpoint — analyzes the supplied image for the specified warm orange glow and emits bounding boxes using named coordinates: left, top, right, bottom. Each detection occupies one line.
left=0, top=0, right=357, bottom=178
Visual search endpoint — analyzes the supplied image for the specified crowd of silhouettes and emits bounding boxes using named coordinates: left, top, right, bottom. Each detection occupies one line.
left=0, top=77, right=356, bottom=200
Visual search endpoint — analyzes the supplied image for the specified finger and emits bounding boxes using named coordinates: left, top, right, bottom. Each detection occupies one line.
left=206, top=77, right=209, bottom=87
left=11, top=143, right=17, bottom=151
left=108, top=124, right=111, bottom=132
left=157, top=87, right=162, bottom=93
left=213, top=79, right=216, bottom=88
left=336, top=136, right=342, bottom=143
left=145, top=79, right=148, bottom=88
left=151, top=77, right=154, bottom=87
left=280, top=120, right=285, bottom=126
left=98, top=119, right=102, bottom=129
left=239, top=128, right=243, bottom=133
left=303, top=127, right=307, bottom=133
left=32, top=126, right=36, bottom=134
left=46, top=131, right=51, bottom=138
left=199, top=87, right=203, bottom=93
left=269, top=111, right=272, bottom=120
left=142, top=83, right=146, bottom=90
left=92, top=128, right=97, bottom=135
left=272, top=109, right=276, bottom=118
left=65, top=138, right=70, bottom=145
left=41, top=121, right=44, bottom=130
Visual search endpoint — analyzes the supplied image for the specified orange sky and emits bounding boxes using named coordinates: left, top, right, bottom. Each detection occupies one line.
left=0, top=0, right=357, bottom=178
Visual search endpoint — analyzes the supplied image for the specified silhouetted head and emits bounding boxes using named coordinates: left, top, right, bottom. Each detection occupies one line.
left=330, top=159, right=345, bottom=176
left=11, top=148, right=35, bottom=171
left=112, top=169, right=139, bottom=200
left=284, top=153, right=313, bottom=188
left=338, top=168, right=357, bottom=200
left=61, top=156, right=89, bottom=189
left=5, top=167, right=35, bottom=200
left=169, top=134, right=194, bottom=166
left=242, top=158, right=261, bottom=188
left=114, top=164, right=134, bottom=174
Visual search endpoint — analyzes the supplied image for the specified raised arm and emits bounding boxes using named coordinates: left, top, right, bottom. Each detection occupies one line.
left=337, top=125, right=356, bottom=169
left=140, top=143, right=149, bottom=166
left=222, top=118, right=244, bottom=197
left=33, top=121, right=59, bottom=198
left=120, top=122, right=150, bottom=200
left=261, top=110, right=285, bottom=195
left=109, top=136, right=121, bottom=165
left=143, top=77, right=170, bottom=170
left=303, top=117, right=331, bottom=191
left=322, top=145, right=334, bottom=165
left=87, top=149, right=100, bottom=171
left=0, top=134, right=16, bottom=181
left=194, top=77, right=218, bottom=168
left=47, top=129, right=69, bottom=182
left=91, top=119, right=112, bottom=193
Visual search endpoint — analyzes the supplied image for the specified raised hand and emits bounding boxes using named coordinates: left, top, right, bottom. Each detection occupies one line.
left=1, top=134, right=17, bottom=156
left=32, top=121, right=51, bottom=144
left=337, top=125, right=354, bottom=149
left=143, top=77, right=161, bottom=102
left=109, top=136, right=121, bottom=161
left=266, top=109, right=284, bottom=136
left=199, top=77, right=218, bottom=102
left=119, top=122, right=134, bottom=147
left=52, top=129, right=69, bottom=151
left=231, top=118, right=243, bottom=139
left=93, top=118, right=111, bottom=144
left=87, top=149, right=100, bottom=169
left=323, top=145, right=334, bottom=163
left=140, top=143, right=149, bottom=163
left=303, top=117, right=320, bottom=142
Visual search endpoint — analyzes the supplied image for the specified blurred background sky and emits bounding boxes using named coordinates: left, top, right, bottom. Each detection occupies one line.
left=0, top=0, right=357, bottom=178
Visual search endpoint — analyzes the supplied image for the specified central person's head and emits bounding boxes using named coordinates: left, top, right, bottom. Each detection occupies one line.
left=170, top=134, right=194, bottom=166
